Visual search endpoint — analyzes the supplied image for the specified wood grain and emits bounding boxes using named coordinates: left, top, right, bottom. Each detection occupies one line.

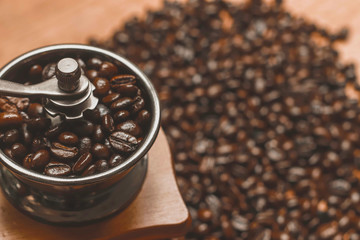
left=0, top=129, right=191, bottom=240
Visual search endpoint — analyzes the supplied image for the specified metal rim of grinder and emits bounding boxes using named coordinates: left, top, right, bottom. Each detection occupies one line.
left=0, top=44, right=161, bottom=186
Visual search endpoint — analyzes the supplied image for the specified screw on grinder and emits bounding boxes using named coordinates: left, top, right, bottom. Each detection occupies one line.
left=0, top=57, right=98, bottom=120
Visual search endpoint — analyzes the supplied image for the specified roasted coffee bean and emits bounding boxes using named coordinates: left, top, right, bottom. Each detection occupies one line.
left=89, top=0, right=360, bottom=238
left=10, top=143, right=27, bottom=161
left=116, top=120, right=142, bottom=137
left=91, top=143, right=110, bottom=159
left=102, top=114, right=114, bottom=133
left=81, top=164, right=96, bottom=176
left=136, top=110, right=151, bottom=125
left=72, top=152, right=93, bottom=174
left=114, top=84, right=140, bottom=97
left=98, top=61, right=118, bottom=78
left=110, top=74, right=136, bottom=87
left=87, top=57, right=102, bottom=70
left=42, top=63, right=56, bottom=81
left=26, top=117, right=51, bottom=131
left=96, top=104, right=110, bottom=117
left=45, top=123, right=64, bottom=139
left=31, top=149, right=50, bottom=170
left=7, top=97, right=29, bottom=111
left=27, top=103, right=44, bottom=118
left=31, top=137, right=49, bottom=152
left=50, top=142, right=78, bottom=161
left=110, top=97, right=133, bottom=111
left=44, top=162, right=71, bottom=176
left=93, top=77, right=110, bottom=96
left=130, top=96, right=145, bottom=113
left=110, top=75, right=137, bottom=93
left=23, top=153, right=33, bottom=169
left=0, top=112, right=22, bottom=127
left=102, top=93, right=120, bottom=105
left=108, top=154, right=124, bottom=167
left=72, top=120, right=94, bottom=137
left=21, top=123, right=32, bottom=145
left=93, top=125, right=105, bottom=142
left=58, top=132, right=79, bottom=146
left=198, top=208, right=213, bottom=222
left=113, top=110, right=130, bottom=123
left=95, top=159, right=109, bottom=172
left=29, top=64, right=43, bottom=77
left=78, top=137, right=92, bottom=155
left=3, top=129, right=20, bottom=145
left=109, top=131, right=138, bottom=152
left=76, top=58, right=86, bottom=70
left=85, top=69, right=99, bottom=81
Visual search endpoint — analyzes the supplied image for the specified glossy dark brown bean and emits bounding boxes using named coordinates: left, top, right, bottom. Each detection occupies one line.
left=101, top=114, right=114, bottom=133
left=93, top=77, right=110, bottom=96
left=23, top=153, right=33, bottom=169
left=27, top=103, right=44, bottom=118
left=31, top=149, right=50, bottom=170
left=98, top=61, right=118, bottom=78
left=29, top=64, right=43, bottom=77
left=91, top=143, right=110, bottom=159
left=78, top=137, right=92, bottom=155
left=198, top=208, right=213, bottom=222
left=26, top=117, right=51, bottom=131
left=50, top=142, right=78, bottom=161
left=114, top=84, right=140, bottom=97
left=96, top=104, right=110, bottom=117
left=81, top=164, right=96, bottom=176
left=72, top=120, right=94, bottom=137
left=95, top=159, right=109, bottom=172
left=31, top=137, right=49, bottom=152
left=88, top=0, right=360, bottom=238
left=136, top=110, right=151, bottom=125
left=109, top=131, right=138, bottom=152
left=108, top=154, right=124, bottom=167
left=58, top=132, right=79, bottom=146
left=116, top=120, right=142, bottom=137
left=102, top=93, right=120, bottom=105
left=110, top=97, right=133, bottom=111
left=3, top=129, right=20, bottom=145
left=21, top=123, right=32, bottom=145
left=130, top=96, right=145, bottom=113
left=45, top=123, right=64, bottom=139
left=113, top=110, right=130, bottom=123
left=110, top=74, right=136, bottom=87
left=93, top=125, right=104, bottom=142
left=85, top=69, right=99, bottom=81
left=44, top=162, right=71, bottom=176
left=0, top=112, right=22, bottom=127
left=10, top=143, right=27, bottom=160
left=72, top=152, right=93, bottom=174
left=87, top=57, right=102, bottom=70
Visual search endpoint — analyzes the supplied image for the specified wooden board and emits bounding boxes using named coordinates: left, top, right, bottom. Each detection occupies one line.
left=0, top=129, right=191, bottom=240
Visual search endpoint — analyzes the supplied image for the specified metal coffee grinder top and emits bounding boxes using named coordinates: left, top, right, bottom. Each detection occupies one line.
left=0, top=57, right=98, bottom=120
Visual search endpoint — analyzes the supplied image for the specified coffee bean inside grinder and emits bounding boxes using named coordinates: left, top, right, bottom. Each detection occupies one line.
left=0, top=57, right=151, bottom=177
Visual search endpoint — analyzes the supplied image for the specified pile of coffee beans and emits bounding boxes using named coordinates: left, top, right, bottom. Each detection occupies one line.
left=91, top=0, right=360, bottom=239
left=0, top=58, right=151, bottom=177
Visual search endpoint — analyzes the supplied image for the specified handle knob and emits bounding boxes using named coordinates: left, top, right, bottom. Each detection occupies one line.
left=56, top=58, right=81, bottom=92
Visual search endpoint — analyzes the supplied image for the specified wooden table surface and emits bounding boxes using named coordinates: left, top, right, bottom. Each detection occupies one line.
left=0, top=0, right=359, bottom=78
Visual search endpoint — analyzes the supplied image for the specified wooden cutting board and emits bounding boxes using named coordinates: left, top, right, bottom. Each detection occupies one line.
left=0, top=129, right=191, bottom=240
